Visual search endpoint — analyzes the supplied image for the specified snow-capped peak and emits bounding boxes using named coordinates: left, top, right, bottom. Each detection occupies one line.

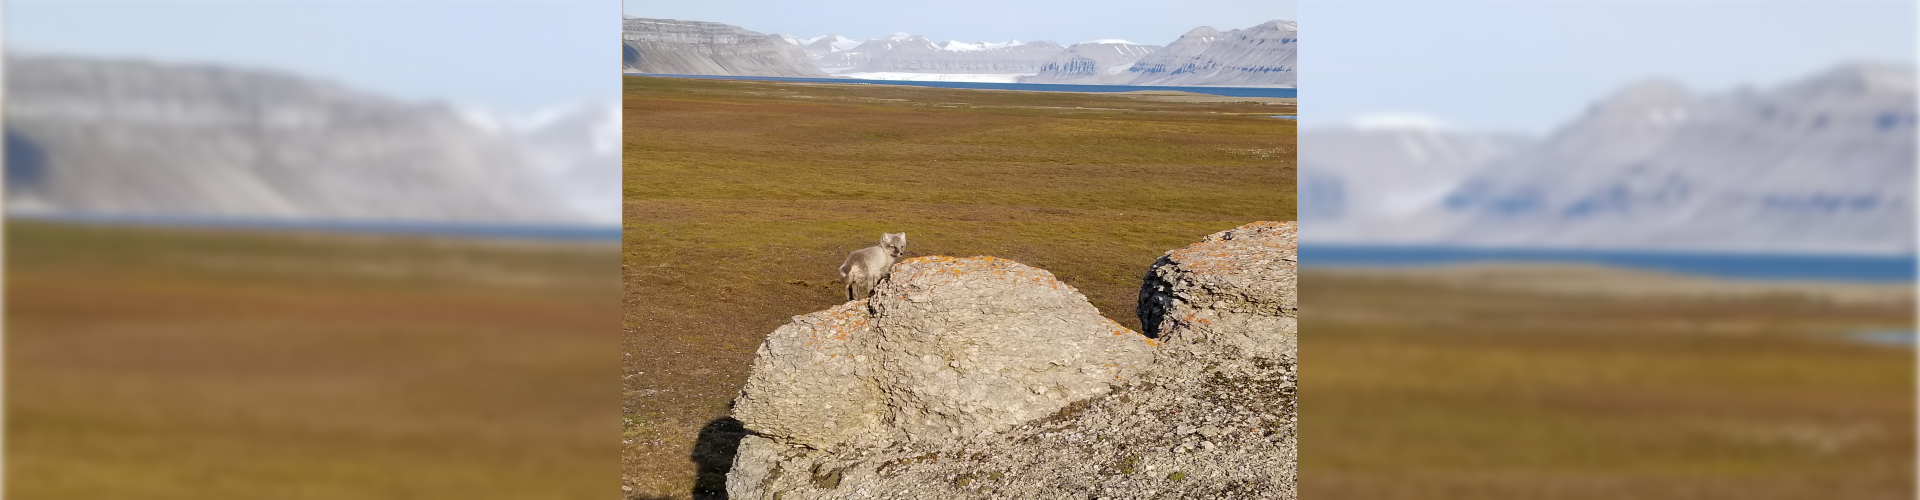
left=940, top=39, right=1024, bottom=52
left=802, top=34, right=862, bottom=52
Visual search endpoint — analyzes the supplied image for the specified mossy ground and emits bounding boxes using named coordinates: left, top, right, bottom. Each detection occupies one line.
left=1300, top=268, right=1915, bottom=499
left=621, top=75, right=1294, bottom=497
left=7, top=221, right=621, bottom=499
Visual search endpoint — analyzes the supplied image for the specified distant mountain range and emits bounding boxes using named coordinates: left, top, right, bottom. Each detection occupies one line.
left=1303, top=63, right=1916, bottom=255
left=821, top=33, right=1066, bottom=75
left=6, top=53, right=618, bottom=225
left=623, top=18, right=824, bottom=77
left=1021, top=40, right=1164, bottom=85
left=622, top=17, right=1295, bottom=87
left=1124, top=20, right=1295, bottom=87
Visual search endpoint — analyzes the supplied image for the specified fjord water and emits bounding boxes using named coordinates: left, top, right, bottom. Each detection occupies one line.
left=1302, top=245, right=1917, bottom=282
left=621, top=72, right=1297, bottom=98
left=7, top=213, right=624, bottom=242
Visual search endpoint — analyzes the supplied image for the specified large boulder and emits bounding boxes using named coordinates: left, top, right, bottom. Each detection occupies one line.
left=1139, top=221, right=1298, bottom=361
left=727, top=223, right=1298, bottom=500
left=728, top=301, right=890, bottom=450
left=728, top=356, right=1295, bottom=500
left=730, top=256, right=1158, bottom=453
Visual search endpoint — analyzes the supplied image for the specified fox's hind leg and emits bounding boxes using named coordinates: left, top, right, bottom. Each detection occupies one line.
left=844, top=268, right=870, bottom=301
left=851, top=279, right=874, bottom=301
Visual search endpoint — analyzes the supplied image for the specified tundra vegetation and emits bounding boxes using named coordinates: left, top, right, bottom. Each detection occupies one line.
left=621, top=75, right=1293, bottom=498
left=7, top=221, right=620, bottom=499
left=1300, top=266, right=1914, bottom=499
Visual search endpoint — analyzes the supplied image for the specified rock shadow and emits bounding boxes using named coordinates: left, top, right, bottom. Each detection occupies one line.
left=1137, top=255, right=1176, bottom=338
left=5, top=129, right=49, bottom=192
left=623, top=44, right=642, bottom=69
left=690, top=416, right=748, bottom=500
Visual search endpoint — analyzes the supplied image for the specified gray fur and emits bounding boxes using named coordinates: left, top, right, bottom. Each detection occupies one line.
left=839, top=232, right=907, bottom=301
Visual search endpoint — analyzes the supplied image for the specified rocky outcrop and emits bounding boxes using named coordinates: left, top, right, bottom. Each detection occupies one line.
left=1127, top=20, right=1296, bottom=88
left=4, top=54, right=588, bottom=223
left=727, top=222, right=1298, bottom=500
left=621, top=18, right=825, bottom=77
left=731, top=256, right=1159, bottom=452
left=1018, top=41, right=1163, bottom=85
left=1139, top=221, right=1299, bottom=361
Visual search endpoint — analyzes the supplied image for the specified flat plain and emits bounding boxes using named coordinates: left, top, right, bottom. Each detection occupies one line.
left=1300, top=266, right=1914, bottom=499
left=620, top=75, right=1296, bottom=498
left=7, top=222, right=621, bottom=499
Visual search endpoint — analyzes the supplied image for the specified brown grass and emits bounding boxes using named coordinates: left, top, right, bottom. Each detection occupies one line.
left=1300, top=267, right=1915, bottom=499
left=8, top=222, right=621, bottom=499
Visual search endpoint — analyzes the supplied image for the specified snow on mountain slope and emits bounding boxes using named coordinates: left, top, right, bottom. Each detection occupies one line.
left=799, top=34, right=861, bottom=61
left=492, top=102, right=621, bottom=225
left=939, top=40, right=1024, bottom=52
left=1127, top=20, right=1295, bottom=88
left=832, top=72, right=1030, bottom=83
left=1019, top=40, right=1163, bottom=85
left=808, top=33, right=1066, bottom=75
left=729, top=22, right=1301, bottom=87
left=1300, top=120, right=1530, bottom=243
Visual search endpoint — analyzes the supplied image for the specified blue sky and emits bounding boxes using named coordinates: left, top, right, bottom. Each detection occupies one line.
left=623, top=0, right=1295, bottom=48
left=15, top=0, right=1901, bottom=132
left=9, top=0, right=616, bottom=113
left=1304, top=0, right=1917, bottom=134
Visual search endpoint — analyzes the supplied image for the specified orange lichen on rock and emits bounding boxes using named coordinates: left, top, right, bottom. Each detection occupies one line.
left=1139, top=221, right=1296, bottom=359
left=891, top=255, right=1075, bottom=290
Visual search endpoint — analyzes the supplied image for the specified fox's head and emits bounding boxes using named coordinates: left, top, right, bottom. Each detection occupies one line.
left=881, top=232, right=907, bottom=257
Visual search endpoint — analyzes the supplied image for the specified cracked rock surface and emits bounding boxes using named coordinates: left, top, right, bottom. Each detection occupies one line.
left=732, top=256, right=1158, bottom=452
left=1140, top=221, right=1298, bottom=361
left=729, top=222, right=1297, bottom=500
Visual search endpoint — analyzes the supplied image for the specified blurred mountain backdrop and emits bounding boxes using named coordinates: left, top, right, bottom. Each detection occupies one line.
left=6, top=53, right=619, bottom=225
left=1302, top=63, right=1916, bottom=255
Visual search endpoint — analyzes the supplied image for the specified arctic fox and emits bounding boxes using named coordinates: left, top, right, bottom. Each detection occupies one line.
left=839, top=232, right=907, bottom=301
